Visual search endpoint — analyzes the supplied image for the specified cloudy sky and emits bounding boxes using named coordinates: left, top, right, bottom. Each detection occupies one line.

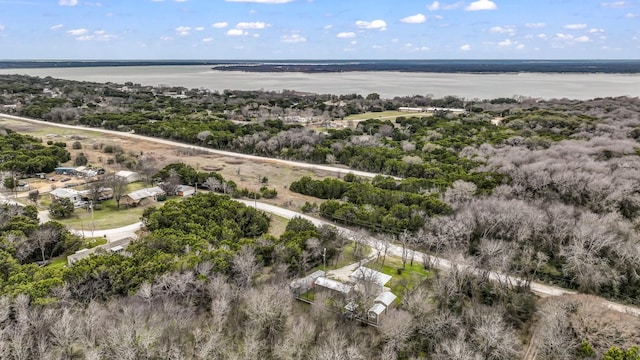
left=0, top=0, right=639, bottom=59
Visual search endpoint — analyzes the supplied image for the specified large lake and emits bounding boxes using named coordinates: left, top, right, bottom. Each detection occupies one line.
left=1, top=65, right=638, bottom=100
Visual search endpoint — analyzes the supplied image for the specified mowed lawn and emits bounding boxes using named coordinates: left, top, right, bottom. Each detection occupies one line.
left=52, top=182, right=159, bottom=229
left=57, top=198, right=153, bottom=230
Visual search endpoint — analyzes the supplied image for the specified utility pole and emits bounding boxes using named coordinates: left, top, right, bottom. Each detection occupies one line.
left=323, top=247, right=327, bottom=273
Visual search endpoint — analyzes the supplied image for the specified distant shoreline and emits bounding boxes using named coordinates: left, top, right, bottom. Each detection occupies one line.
left=2, top=65, right=639, bottom=100
left=1, top=60, right=640, bottom=74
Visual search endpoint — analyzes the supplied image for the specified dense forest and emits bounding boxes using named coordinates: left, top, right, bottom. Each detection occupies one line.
left=2, top=75, right=640, bottom=358
left=0, top=128, right=70, bottom=175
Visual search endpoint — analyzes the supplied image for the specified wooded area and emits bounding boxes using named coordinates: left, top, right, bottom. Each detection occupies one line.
left=1, top=74, right=640, bottom=359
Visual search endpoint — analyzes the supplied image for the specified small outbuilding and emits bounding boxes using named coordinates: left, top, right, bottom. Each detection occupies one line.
left=54, top=167, right=75, bottom=175
left=115, top=170, right=141, bottom=184
left=368, top=303, right=387, bottom=324
left=290, top=270, right=325, bottom=296
left=176, top=185, right=196, bottom=197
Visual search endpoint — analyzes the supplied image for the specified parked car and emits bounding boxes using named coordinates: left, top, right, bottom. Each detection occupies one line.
left=74, top=201, right=88, bottom=208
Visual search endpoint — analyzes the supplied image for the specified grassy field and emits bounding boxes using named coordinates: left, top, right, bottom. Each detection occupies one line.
left=343, top=110, right=432, bottom=121
left=46, top=237, right=107, bottom=269
left=267, top=214, right=289, bottom=238
left=366, top=256, right=431, bottom=301
left=56, top=198, right=159, bottom=230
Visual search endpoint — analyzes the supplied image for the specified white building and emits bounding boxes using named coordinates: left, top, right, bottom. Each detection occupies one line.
left=50, top=188, right=83, bottom=203
left=123, top=186, right=165, bottom=206
left=115, top=170, right=141, bottom=183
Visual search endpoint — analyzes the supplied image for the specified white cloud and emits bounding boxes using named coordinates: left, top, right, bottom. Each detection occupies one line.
left=564, top=23, right=587, bottom=30
left=575, top=35, right=590, bottom=42
left=58, top=0, right=78, bottom=6
left=73, top=30, right=117, bottom=41
left=601, top=1, right=632, bottom=8
left=212, top=22, right=228, bottom=28
left=175, top=26, right=191, bottom=36
left=281, top=34, right=306, bottom=43
left=67, top=28, right=88, bottom=36
left=227, top=29, right=248, bottom=36
left=50, top=24, right=64, bottom=30
left=537, top=33, right=548, bottom=39
left=337, top=32, right=356, bottom=38
left=175, top=0, right=188, bottom=2
left=555, top=33, right=574, bottom=41
left=195, top=26, right=205, bottom=31
left=160, top=36, right=174, bottom=41
left=323, top=24, right=333, bottom=30
left=0, top=24, right=4, bottom=32
left=489, top=25, right=516, bottom=36
left=391, top=38, right=399, bottom=43
left=465, top=0, right=497, bottom=11
left=355, top=19, right=387, bottom=31
left=225, top=0, right=294, bottom=3
left=236, top=21, right=270, bottom=29
left=427, top=1, right=462, bottom=10
left=372, top=45, right=383, bottom=49
left=460, top=44, right=471, bottom=51
left=525, top=22, right=545, bottom=28
left=401, top=14, right=426, bottom=24
left=350, top=40, right=357, bottom=45
left=589, top=28, right=605, bottom=33
left=202, top=37, right=214, bottom=42
left=497, top=39, right=524, bottom=48
left=625, top=12, right=639, bottom=18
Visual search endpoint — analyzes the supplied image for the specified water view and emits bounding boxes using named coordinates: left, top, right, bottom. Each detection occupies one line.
left=1, top=65, right=638, bottom=100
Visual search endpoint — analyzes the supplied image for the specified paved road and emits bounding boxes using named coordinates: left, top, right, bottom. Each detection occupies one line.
left=69, top=222, right=142, bottom=242
left=238, top=199, right=640, bottom=317
left=0, top=114, right=399, bottom=180
left=3, top=114, right=638, bottom=316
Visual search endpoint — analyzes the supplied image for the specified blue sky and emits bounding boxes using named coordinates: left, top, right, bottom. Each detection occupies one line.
left=0, top=0, right=639, bottom=59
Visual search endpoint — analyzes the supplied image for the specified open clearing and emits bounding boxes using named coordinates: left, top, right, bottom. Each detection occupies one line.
left=0, top=117, right=343, bottom=214
left=343, top=110, right=432, bottom=121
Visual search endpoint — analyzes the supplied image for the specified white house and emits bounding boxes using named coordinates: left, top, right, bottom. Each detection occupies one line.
left=115, top=170, right=141, bottom=183
left=50, top=188, right=83, bottom=203
left=123, top=186, right=165, bottom=206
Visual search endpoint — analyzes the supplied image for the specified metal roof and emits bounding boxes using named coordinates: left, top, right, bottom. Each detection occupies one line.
left=314, top=277, right=353, bottom=294
left=350, top=267, right=392, bottom=287
left=125, top=187, right=165, bottom=201
left=374, top=292, right=397, bottom=307
left=50, top=188, right=80, bottom=198
left=368, top=303, right=386, bottom=316
left=116, top=170, right=138, bottom=178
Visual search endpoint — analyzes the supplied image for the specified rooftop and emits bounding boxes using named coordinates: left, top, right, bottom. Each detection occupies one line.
left=314, top=277, right=353, bottom=294
left=374, top=291, right=397, bottom=307
left=350, top=267, right=392, bottom=287
left=50, top=188, right=80, bottom=198
left=126, top=186, right=165, bottom=201
left=368, top=303, right=386, bottom=316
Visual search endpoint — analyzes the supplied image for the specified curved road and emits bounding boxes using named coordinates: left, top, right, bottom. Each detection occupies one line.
left=3, top=114, right=639, bottom=316
left=0, top=114, right=399, bottom=180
